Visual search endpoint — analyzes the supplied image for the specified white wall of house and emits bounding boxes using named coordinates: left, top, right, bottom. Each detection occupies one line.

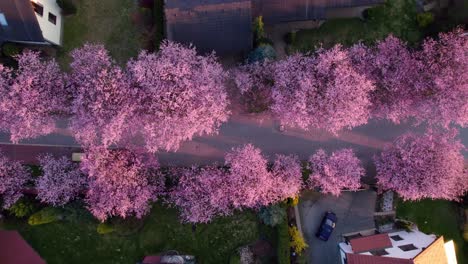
left=339, top=230, right=437, bottom=262
left=30, top=0, right=62, bottom=45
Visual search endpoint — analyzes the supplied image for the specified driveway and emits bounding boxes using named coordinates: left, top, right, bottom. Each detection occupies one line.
left=299, top=190, right=377, bottom=264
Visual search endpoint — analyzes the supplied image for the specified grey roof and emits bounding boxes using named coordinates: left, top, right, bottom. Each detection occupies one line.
left=165, top=0, right=253, bottom=55
left=0, top=0, right=44, bottom=45
left=252, top=0, right=385, bottom=23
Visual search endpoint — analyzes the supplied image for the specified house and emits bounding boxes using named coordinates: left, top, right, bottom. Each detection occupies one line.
left=164, top=0, right=384, bottom=56
left=338, top=230, right=458, bottom=264
left=164, top=0, right=253, bottom=56
left=0, top=230, right=46, bottom=264
left=0, top=0, right=62, bottom=49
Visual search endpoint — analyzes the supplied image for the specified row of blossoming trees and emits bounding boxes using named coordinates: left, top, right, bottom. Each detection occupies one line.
left=1, top=132, right=466, bottom=223
left=0, top=29, right=466, bottom=149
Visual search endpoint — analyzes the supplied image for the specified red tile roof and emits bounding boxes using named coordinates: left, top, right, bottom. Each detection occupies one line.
left=350, top=233, right=393, bottom=253
left=0, top=230, right=45, bottom=264
left=346, top=253, right=413, bottom=264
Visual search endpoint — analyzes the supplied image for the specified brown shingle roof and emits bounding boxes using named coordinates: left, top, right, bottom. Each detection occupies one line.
left=0, top=230, right=45, bottom=264
left=346, top=253, right=413, bottom=264
left=413, top=236, right=448, bottom=264
left=350, top=233, right=393, bottom=253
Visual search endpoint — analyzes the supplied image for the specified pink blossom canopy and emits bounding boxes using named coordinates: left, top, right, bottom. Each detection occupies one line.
left=0, top=151, right=31, bottom=208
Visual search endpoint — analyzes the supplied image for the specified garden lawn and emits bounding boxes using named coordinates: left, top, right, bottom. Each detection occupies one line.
left=58, top=0, right=142, bottom=67
left=290, top=0, right=422, bottom=52
left=1, top=203, right=259, bottom=264
left=396, top=199, right=467, bottom=264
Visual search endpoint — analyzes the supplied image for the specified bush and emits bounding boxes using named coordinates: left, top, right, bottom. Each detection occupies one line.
left=246, top=44, right=276, bottom=64
left=253, top=16, right=266, bottom=46
left=154, top=0, right=165, bottom=50
left=56, top=0, right=77, bottom=15
left=284, top=31, right=297, bottom=45
left=277, top=221, right=290, bottom=264
left=258, top=205, right=286, bottom=227
left=395, top=219, right=413, bottom=232
left=97, top=223, right=115, bottom=235
left=8, top=198, right=37, bottom=218
left=286, top=196, right=299, bottom=207
left=2, top=43, right=21, bottom=57
left=28, top=207, right=62, bottom=226
left=416, top=12, right=434, bottom=28
left=289, top=226, right=308, bottom=255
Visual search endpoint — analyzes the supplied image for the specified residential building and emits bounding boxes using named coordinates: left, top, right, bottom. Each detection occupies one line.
left=339, top=230, right=458, bottom=264
left=0, top=0, right=62, bottom=49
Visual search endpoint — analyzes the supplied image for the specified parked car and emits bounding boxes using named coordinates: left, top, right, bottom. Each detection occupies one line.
left=316, top=211, right=337, bottom=241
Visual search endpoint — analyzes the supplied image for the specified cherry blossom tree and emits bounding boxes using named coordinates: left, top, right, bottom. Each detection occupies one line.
left=0, top=151, right=31, bottom=208
left=68, top=44, right=136, bottom=148
left=416, top=28, right=468, bottom=127
left=350, top=36, right=422, bottom=123
left=270, top=154, right=303, bottom=201
left=127, top=41, right=230, bottom=152
left=36, top=154, right=86, bottom=206
left=0, top=51, right=67, bottom=143
left=169, top=166, right=231, bottom=223
left=272, top=46, right=374, bottom=133
left=224, top=144, right=273, bottom=209
left=81, top=148, right=163, bottom=221
left=374, top=130, right=467, bottom=201
left=307, top=149, right=364, bottom=196
left=231, top=61, right=274, bottom=113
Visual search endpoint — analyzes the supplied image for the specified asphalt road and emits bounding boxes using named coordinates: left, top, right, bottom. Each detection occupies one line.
left=299, top=190, right=377, bottom=264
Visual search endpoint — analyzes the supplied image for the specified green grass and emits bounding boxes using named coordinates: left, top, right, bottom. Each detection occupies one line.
left=290, top=0, right=422, bottom=52
left=58, top=0, right=142, bottom=68
left=1, top=203, right=260, bottom=264
left=396, top=199, right=467, bottom=264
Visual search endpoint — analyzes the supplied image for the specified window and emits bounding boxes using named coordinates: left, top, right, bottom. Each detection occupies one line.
left=48, top=13, right=57, bottom=25
left=390, top=235, right=404, bottom=241
left=399, top=244, right=418, bottom=251
left=370, top=249, right=389, bottom=256
left=0, top=13, right=7, bottom=26
left=31, top=2, right=43, bottom=16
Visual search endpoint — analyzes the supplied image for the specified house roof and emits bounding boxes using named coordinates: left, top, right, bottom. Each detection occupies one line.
left=252, top=0, right=385, bottom=23
left=413, top=236, right=448, bottom=264
left=0, top=0, right=44, bottom=44
left=350, top=233, right=393, bottom=253
left=346, top=253, right=413, bottom=264
left=165, top=0, right=252, bottom=55
left=0, top=230, right=46, bottom=264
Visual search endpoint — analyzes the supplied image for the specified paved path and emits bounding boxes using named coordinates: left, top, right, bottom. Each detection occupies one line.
left=0, top=113, right=467, bottom=167
left=299, top=190, right=377, bottom=264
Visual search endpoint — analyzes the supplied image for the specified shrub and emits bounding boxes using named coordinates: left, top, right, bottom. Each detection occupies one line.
left=253, top=16, right=266, bottom=46
left=97, top=223, right=115, bottom=235
left=284, top=31, right=297, bottom=45
left=277, top=221, right=290, bottom=264
left=246, top=44, right=276, bottom=64
left=154, top=0, right=165, bottom=50
left=258, top=205, right=286, bottom=227
left=8, top=198, right=37, bottom=218
left=289, top=226, right=308, bottom=255
left=2, top=43, right=21, bottom=57
left=286, top=196, right=299, bottom=207
left=416, top=12, right=434, bottom=28
left=56, top=0, right=77, bottom=15
left=28, top=207, right=62, bottom=226
left=395, top=219, right=413, bottom=232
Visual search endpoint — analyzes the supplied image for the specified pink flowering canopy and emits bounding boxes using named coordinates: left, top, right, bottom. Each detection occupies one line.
left=231, top=61, right=274, bottom=113
left=0, top=51, right=67, bottom=143
left=36, top=154, right=86, bottom=206
left=416, top=28, right=468, bottom=127
left=0, top=151, right=31, bottom=208
left=169, top=166, right=231, bottom=223
left=374, top=130, right=467, bottom=201
left=270, top=154, right=303, bottom=200
left=81, top=148, right=163, bottom=221
left=350, top=36, right=422, bottom=123
left=127, top=41, right=230, bottom=152
left=308, top=149, right=364, bottom=196
left=272, top=46, right=374, bottom=133
left=68, top=44, right=136, bottom=148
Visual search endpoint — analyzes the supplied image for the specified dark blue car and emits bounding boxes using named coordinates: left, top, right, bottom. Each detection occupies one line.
left=315, top=211, right=337, bottom=241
